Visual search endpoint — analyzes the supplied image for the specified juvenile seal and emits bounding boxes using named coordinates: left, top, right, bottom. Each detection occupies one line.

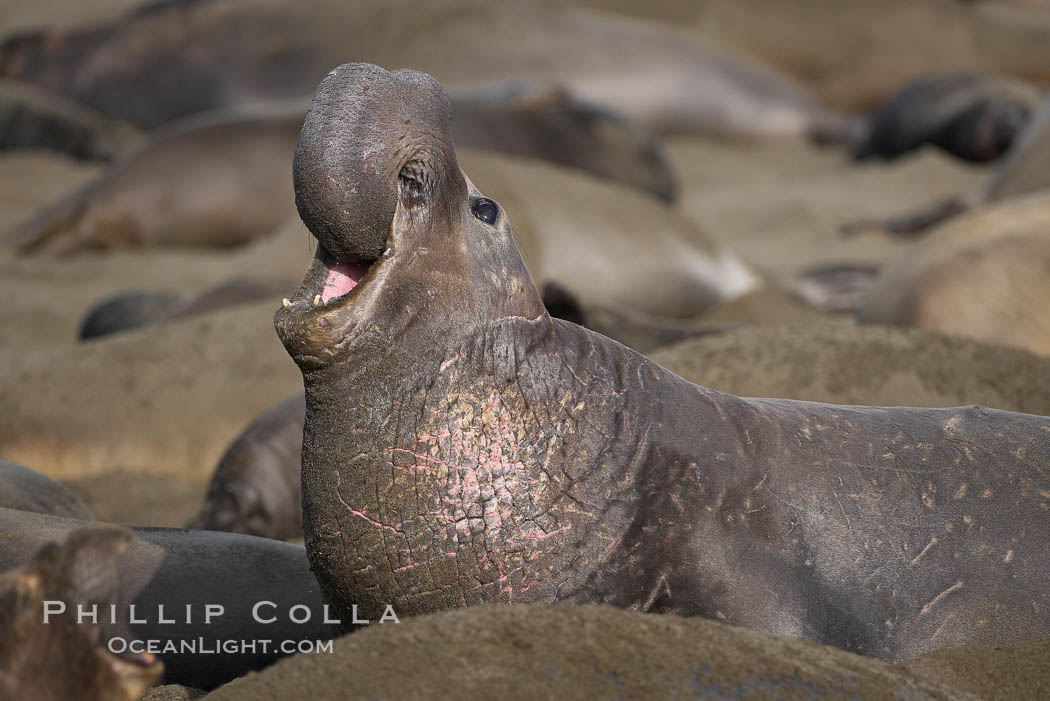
left=857, top=191, right=1050, bottom=357
left=278, top=63, right=1050, bottom=660
left=78, top=277, right=293, bottom=341
left=0, top=458, right=93, bottom=519
left=0, top=526, right=163, bottom=701
left=0, top=508, right=333, bottom=690
left=850, top=72, right=1043, bottom=163
left=4, top=84, right=676, bottom=254
left=844, top=95, right=1050, bottom=236
left=189, top=393, right=306, bottom=540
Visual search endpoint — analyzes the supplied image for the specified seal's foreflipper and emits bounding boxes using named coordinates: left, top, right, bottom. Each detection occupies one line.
left=787, top=262, right=883, bottom=312
left=839, top=193, right=974, bottom=238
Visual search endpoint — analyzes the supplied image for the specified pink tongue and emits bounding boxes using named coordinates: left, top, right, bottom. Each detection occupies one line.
left=321, top=261, right=370, bottom=303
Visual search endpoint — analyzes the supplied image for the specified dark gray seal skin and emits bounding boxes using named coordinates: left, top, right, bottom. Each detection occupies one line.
left=189, top=393, right=306, bottom=540
left=0, top=526, right=163, bottom=701
left=843, top=95, right=1050, bottom=237
left=0, top=0, right=840, bottom=138
left=0, top=508, right=334, bottom=690
left=277, top=63, right=1050, bottom=661
left=79, top=289, right=186, bottom=340
left=4, top=84, right=675, bottom=254
left=0, top=458, right=94, bottom=519
left=850, top=72, right=1043, bottom=163
left=0, top=78, right=144, bottom=160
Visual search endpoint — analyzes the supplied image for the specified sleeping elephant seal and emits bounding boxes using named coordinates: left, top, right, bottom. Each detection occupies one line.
left=78, top=277, right=294, bottom=341
left=278, top=63, right=1050, bottom=661
left=0, top=0, right=840, bottom=138
left=0, top=508, right=334, bottom=690
left=844, top=95, right=1050, bottom=236
left=0, top=526, right=163, bottom=701
left=857, top=190, right=1050, bottom=357
left=0, top=78, right=144, bottom=160
left=0, top=459, right=93, bottom=518
left=4, top=82, right=675, bottom=254
left=850, top=72, right=1043, bottom=163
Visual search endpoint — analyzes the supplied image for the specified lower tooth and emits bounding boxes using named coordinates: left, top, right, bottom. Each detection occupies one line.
left=313, top=295, right=322, bottom=305
left=282, top=298, right=291, bottom=307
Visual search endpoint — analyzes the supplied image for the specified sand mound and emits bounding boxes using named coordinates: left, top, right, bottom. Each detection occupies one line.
left=652, top=320, right=1050, bottom=415
left=902, top=636, right=1050, bottom=701
left=203, top=604, right=971, bottom=701
left=0, top=300, right=301, bottom=482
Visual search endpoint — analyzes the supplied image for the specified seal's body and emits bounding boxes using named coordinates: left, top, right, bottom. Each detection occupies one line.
left=278, top=63, right=1050, bottom=662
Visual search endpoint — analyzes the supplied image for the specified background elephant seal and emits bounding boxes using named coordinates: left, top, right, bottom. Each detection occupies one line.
left=4, top=83, right=675, bottom=254
left=0, top=526, right=163, bottom=701
left=0, top=0, right=840, bottom=138
left=0, top=458, right=93, bottom=518
left=279, top=63, right=1050, bottom=661
left=0, top=508, right=333, bottom=690
left=0, top=78, right=144, bottom=160
left=203, top=604, right=973, bottom=701
left=79, top=277, right=294, bottom=341
left=857, top=190, right=1050, bottom=356
left=189, top=393, right=306, bottom=540
left=843, top=95, right=1050, bottom=236
left=850, top=72, right=1043, bottom=163
left=79, top=288, right=186, bottom=340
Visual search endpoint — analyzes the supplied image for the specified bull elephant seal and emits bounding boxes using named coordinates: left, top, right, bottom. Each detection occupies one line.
left=0, top=508, right=333, bottom=690
left=189, top=393, right=306, bottom=540
left=0, top=526, right=163, bottom=701
left=278, top=63, right=1050, bottom=660
left=0, top=459, right=93, bottom=518
left=4, top=83, right=675, bottom=254
left=850, top=72, right=1043, bottom=163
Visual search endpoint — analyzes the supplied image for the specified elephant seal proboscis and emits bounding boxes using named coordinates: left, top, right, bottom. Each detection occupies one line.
left=0, top=508, right=334, bottom=690
left=0, top=458, right=93, bottom=519
left=277, top=63, right=1050, bottom=661
left=0, top=526, right=163, bottom=701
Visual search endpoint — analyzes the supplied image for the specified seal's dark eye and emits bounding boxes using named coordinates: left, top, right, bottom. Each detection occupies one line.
left=471, top=197, right=499, bottom=225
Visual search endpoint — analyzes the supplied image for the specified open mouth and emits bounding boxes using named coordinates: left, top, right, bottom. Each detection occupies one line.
left=282, top=243, right=382, bottom=313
